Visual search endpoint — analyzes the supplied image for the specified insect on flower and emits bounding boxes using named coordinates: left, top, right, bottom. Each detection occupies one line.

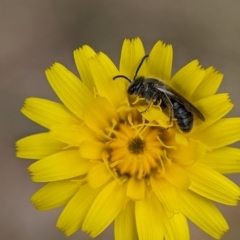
left=113, top=55, right=205, bottom=132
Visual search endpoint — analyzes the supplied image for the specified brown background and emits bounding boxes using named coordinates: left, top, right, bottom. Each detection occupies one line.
left=1, top=0, right=240, bottom=239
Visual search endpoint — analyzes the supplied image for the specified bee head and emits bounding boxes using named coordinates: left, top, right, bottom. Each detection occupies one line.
left=127, top=77, right=144, bottom=95
left=113, top=55, right=149, bottom=95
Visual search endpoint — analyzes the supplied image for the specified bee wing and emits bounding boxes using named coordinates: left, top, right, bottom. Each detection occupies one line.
left=154, top=82, right=205, bottom=122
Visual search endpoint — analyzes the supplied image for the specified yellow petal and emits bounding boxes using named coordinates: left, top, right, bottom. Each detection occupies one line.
left=114, top=201, right=138, bottom=240
left=169, top=60, right=205, bottom=101
left=135, top=193, right=163, bottom=240
left=147, top=40, right=173, bottom=80
left=89, top=53, right=126, bottom=108
left=29, top=149, right=92, bottom=182
left=186, top=162, right=240, bottom=205
left=119, top=38, right=146, bottom=80
left=57, top=185, right=101, bottom=236
left=199, top=147, right=240, bottom=174
left=192, top=118, right=240, bottom=149
left=83, top=97, right=118, bottom=132
left=87, top=163, right=113, bottom=188
left=151, top=177, right=180, bottom=214
left=50, top=124, right=96, bottom=146
left=31, top=180, right=80, bottom=210
left=192, top=93, right=233, bottom=133
left=16, top=133, right=66, bottom=159
left=193, top=67, right=223, bottom=101
left=163, top=212, right=189, bottom=240
left=174, top=131, right=188, bottom=146
left=164, top=163, right=191, bottom=190
left=140, top=105, right=169, bottom=129
left=82, top=180, right=127, bottom=237
left=46, top=63, right=94, bottom=119
left=169, top=139, right=207, bottom=165
left=21, top=98, right=79, bottom=129
left=178, top=190, right=228, bottom=239
left=126, top=177, right=146, bottom=200
left=80, top=140, right=105, bottom=159
left=74, top=45, right=97, bottom=91
left=50, top=124, right=81, bottom=146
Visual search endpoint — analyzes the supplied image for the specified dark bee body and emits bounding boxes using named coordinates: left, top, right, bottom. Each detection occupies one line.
left=127, top=77, right=159, bottom=101
left=171, top=100, right=194, bottom=132
left=113, top=56, right=205, bottom=132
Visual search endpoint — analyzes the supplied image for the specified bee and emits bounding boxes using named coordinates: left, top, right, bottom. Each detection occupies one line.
left=113, top=55, right=205, bottom=132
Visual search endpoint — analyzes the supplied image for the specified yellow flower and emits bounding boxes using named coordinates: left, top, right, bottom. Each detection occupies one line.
left=16, top=38, right=240, bottom=240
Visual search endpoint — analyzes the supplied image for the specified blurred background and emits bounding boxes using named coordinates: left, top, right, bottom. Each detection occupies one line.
left=1, top=0, right=240, bottom=239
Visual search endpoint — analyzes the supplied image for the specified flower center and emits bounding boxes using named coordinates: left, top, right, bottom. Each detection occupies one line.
left=106, top=113, right=171, bottom=179
left=128, top=137, right=145, bottom=154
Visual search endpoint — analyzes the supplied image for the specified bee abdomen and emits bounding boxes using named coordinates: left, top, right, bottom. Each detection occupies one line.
left=172, top=100, right=193, bottom=132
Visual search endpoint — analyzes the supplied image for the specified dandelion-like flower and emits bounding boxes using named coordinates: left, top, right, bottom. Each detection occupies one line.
left=16, top=38, right=240, bottom=240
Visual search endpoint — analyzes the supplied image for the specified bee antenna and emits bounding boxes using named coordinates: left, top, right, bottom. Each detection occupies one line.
left=133, top=55, right=149, bottom=80
left=113, top=75, right=132, bottom=83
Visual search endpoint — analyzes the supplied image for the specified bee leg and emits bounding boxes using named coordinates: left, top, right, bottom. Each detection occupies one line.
left=140, top=101, right=153, bottom=113
left=140, top=91, right=159, bottom=113
left=153, top=98, right=160, bottom=105
left=132, top=97, right=146, bottom=105
left=153, top=92, right=162, bottom=105
left=162, top=93, right=174, bottom=126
